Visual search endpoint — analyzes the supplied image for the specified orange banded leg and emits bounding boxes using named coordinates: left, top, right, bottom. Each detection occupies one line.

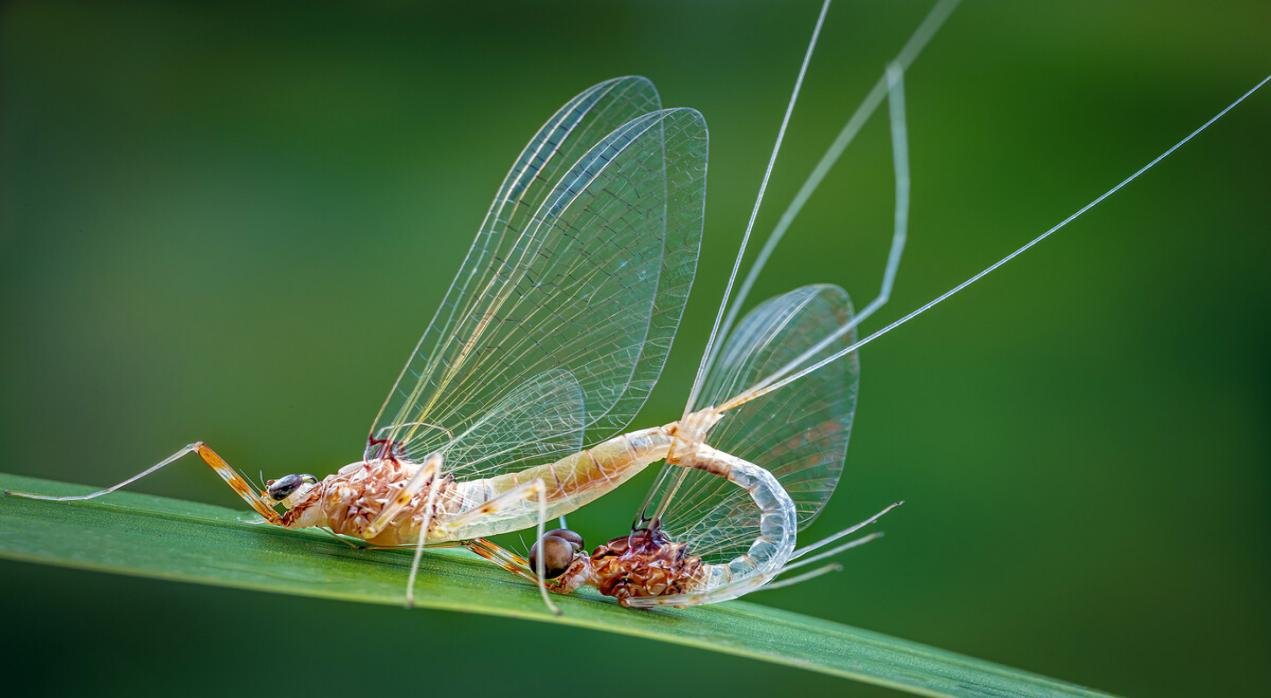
left=5, top=441, right=281, bottom=525
left=463, top=538, right=538, bottom=582
left=444, top=478, right=560, bottom=614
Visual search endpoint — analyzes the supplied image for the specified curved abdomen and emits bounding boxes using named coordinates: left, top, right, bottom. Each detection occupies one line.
left=623, top=444, right=797, bottom=607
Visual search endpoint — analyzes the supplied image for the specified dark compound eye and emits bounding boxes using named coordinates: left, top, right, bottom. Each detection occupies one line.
left=542, top=528, right=584, bottom=552
left=267, top=474, right=303, bottom=501
left=528, top=535, right=578, bottom=579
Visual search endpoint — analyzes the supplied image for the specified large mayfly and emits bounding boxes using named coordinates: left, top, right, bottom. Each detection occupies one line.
left=8, top=75, right=715, bottom=612
left=484, top=0, right=1267, bottom=608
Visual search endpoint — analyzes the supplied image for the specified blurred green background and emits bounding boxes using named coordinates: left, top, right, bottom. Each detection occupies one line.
left=2, top=1, right=1268, bottom=695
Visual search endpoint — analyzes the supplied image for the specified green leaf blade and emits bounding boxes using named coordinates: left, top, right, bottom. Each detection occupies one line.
left=0, top=473, right=1106, bottom=697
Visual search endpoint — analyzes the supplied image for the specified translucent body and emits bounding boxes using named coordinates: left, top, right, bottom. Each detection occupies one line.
left=286, top=427, right=672, bottom=546
left=624, top=445, right=797, bottom=607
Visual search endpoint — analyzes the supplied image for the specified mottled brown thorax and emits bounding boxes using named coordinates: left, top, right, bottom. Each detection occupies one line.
left=281, top=460, right=458, bottom=545
left=588, top=527, right=704, bottom=605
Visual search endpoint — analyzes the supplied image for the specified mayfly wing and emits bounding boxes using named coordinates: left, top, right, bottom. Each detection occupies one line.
left=368, top=76, right=657, bottom=460
left=646, top=285, right=858, bottom=563
left=441, top=369, right=586, bottom=481
left=369, top=78, right=708, bottom=482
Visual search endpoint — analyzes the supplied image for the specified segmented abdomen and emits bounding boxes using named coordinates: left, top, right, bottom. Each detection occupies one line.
left=624, top=444, right=797, bottom=607
left=441, top=427, right=673, bottom=542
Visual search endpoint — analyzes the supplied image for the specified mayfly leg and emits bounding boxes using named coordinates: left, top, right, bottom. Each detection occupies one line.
left=647, top=3, right=935, bottom=524
left=463, top=538, right=536, bottom=581
left=441, top=476, right=561, bottom=614
left=4, top=441, right=282, bottom=525
left=363, top=453, right=443, bottom=541
left=854, top=61, right=910, bottom=327
left=697, top=1, right=946, bottom=393
left=716, top=58, right=912, bottom=417
left=405, top=463, right=444, bottom=608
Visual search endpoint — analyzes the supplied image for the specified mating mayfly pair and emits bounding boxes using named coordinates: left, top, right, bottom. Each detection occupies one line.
left=10, top=0, right=1266, bottom=614
left=8, top=0, right=925, bottom=613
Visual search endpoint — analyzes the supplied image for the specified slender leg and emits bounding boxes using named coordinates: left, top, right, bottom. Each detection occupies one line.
left=850, top=61, right=911, bottom=327
left=404, top=469, right=444, bottom=608
left=5, top=441, right=281, bottom=525
left=460, top=539, right=539, bottom=584
left=531, top=477, right=561, bottom=615
left=440, top=478, right=561, bottom=614
left=734, top=60, right=915, bottom=403
left=363, top=453, right=443, bottom=541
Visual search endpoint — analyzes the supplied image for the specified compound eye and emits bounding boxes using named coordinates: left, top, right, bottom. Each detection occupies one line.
left=542, top=528, right=584, bottom=552
left=528, top=535, right=577, bottom=579
left=267, top=473, right=303, bottom=501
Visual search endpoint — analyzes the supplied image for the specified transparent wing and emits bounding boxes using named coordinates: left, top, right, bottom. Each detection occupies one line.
left=651, top=285, right=859, bottom=563
left=368, top=79, right=707, bottom=482
left=440, top=369, right=585, bottom=475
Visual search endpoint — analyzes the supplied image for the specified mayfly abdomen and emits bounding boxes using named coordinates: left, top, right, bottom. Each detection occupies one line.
left=624, top=445, right=797, bottom=608
left=442, top=427, right=673, bottom=542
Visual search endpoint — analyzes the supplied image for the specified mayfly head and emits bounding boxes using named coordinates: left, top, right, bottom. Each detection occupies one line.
left=265, top=473, right=320, bottom=510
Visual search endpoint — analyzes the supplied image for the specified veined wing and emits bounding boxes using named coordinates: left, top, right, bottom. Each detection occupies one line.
left=649, top=285, right=858, bottom=563
left=369, top=80, right=707, bottom=482
left=441, top=369, right=585, bottom=477
left=369, top=76, right=659, bottom=460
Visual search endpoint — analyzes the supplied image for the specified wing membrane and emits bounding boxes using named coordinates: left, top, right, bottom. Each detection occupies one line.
left=440, top=369, right=585, bottom=474
left=368, top=79, right=707, bottom=483
left=651, top=285, right=859, bottom=562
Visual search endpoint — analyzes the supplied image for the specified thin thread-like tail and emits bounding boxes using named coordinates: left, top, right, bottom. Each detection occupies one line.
left=727, top=74, right=1271, bottom=409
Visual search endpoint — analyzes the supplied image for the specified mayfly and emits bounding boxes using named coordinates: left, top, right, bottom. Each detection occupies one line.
left=6, top=0, right=955, bottom=616
left=490, top=0, right=1268, bottom=608
left=8, top=75, right=713, bottom=612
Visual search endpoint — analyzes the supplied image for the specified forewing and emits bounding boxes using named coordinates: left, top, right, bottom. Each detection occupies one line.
left=369, top=86, right=707, bottom=480
left=437, top=369, right=585, bottom=476
left=652, top=285, right=858, bottom=563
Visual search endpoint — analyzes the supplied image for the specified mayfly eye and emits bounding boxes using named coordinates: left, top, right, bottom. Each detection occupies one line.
left=543, top=528, right=584, bottom=552
left=267, top=473, right=302, bottom=501
left=528, top=535, right=577, bottom=579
